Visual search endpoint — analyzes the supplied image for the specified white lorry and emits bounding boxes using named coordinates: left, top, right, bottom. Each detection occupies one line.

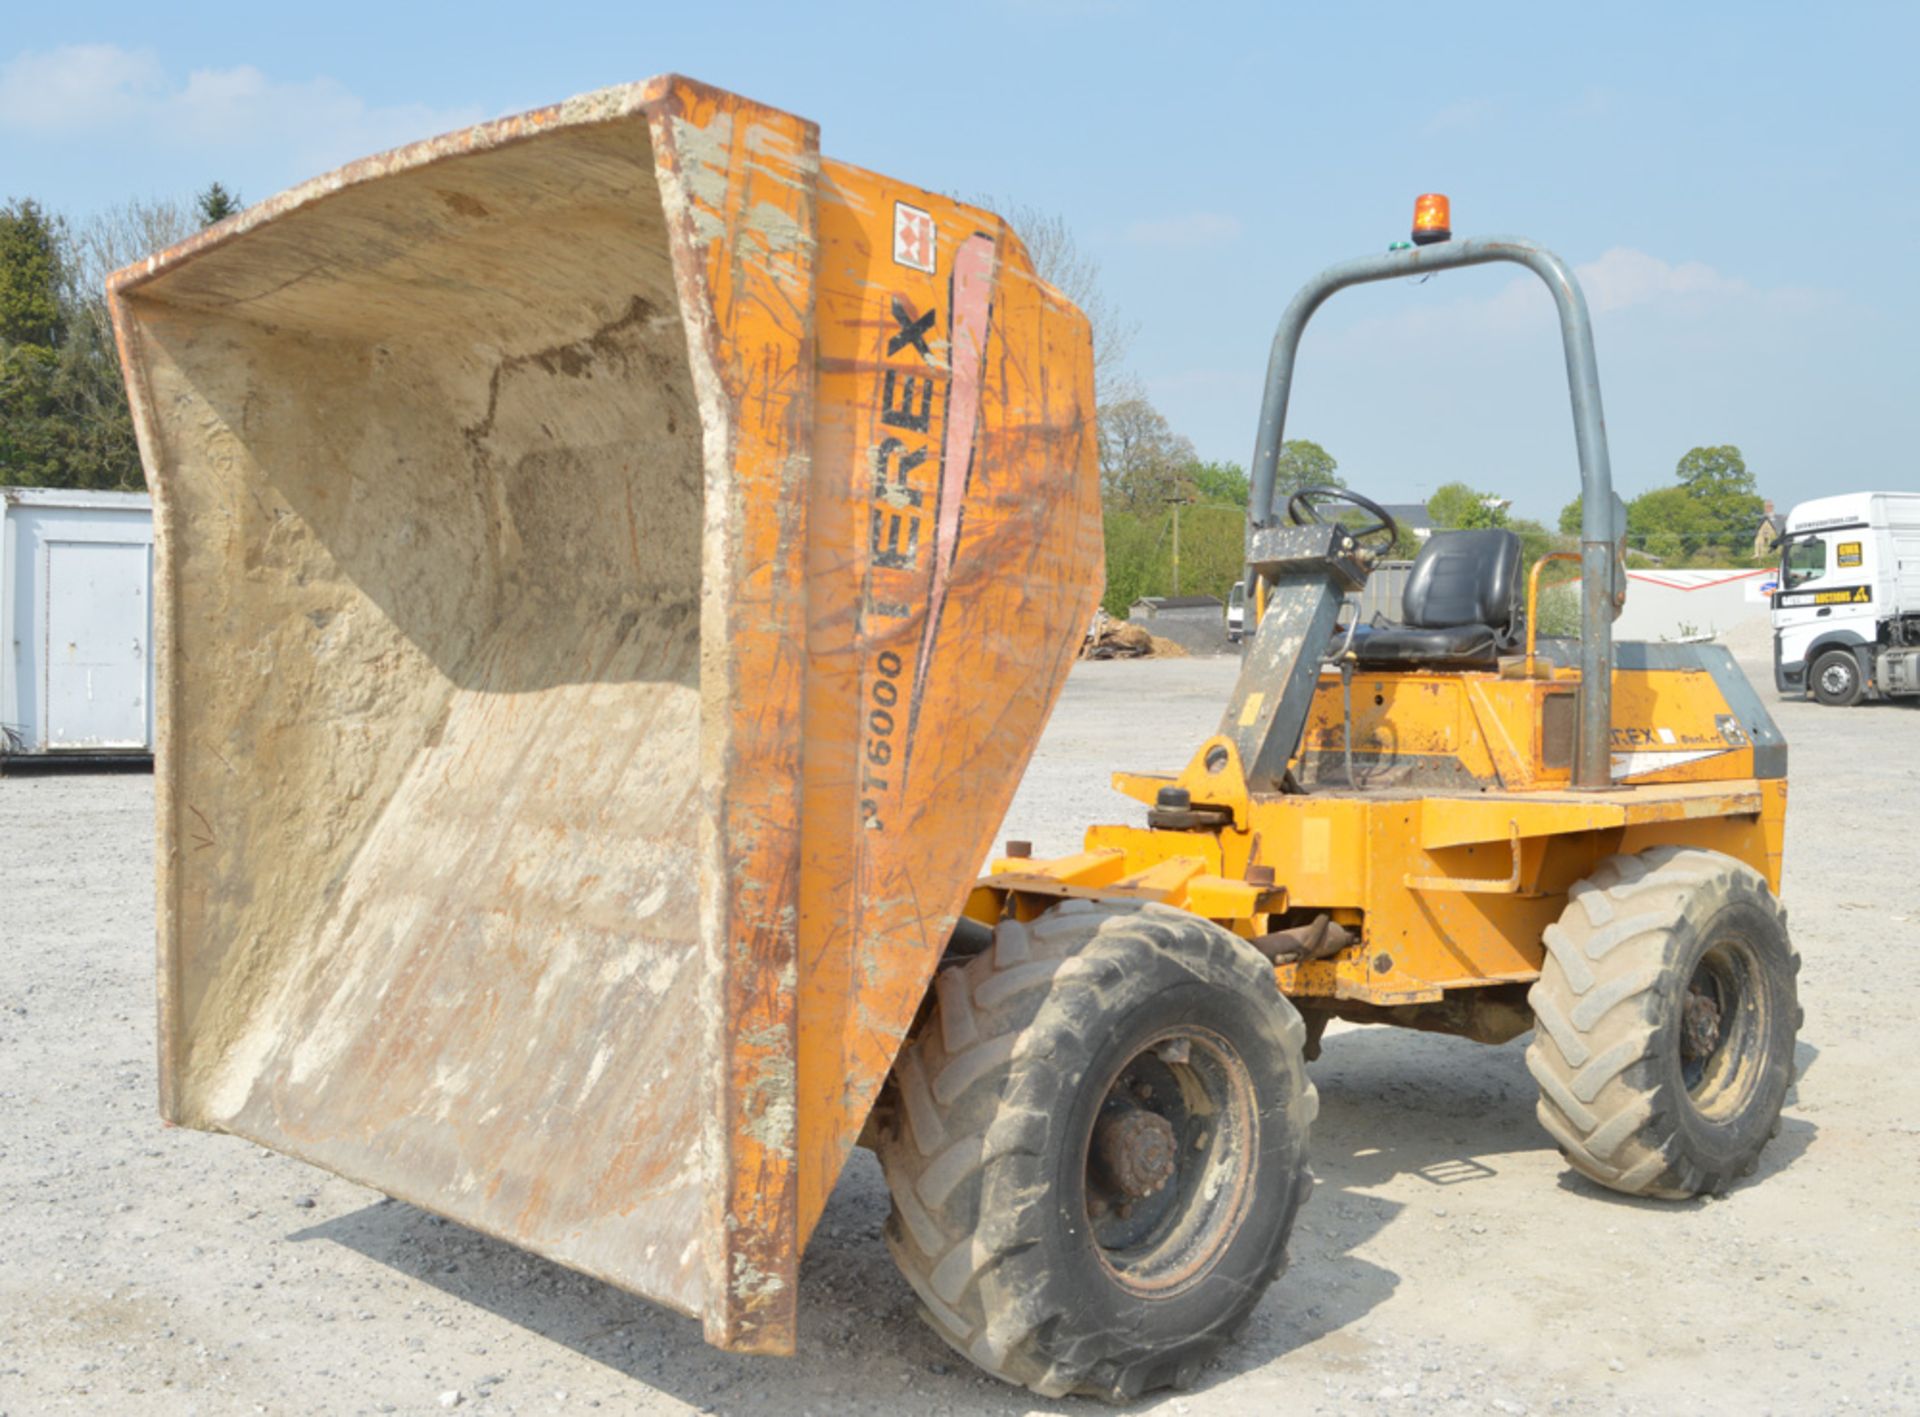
left=1772, top=490, right=1920, bottom=705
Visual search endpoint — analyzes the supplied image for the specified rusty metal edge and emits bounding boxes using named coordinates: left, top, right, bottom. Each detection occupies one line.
left=104, top=76, right=700, bottom=302
left=644, top=81, right=819, bottom=1356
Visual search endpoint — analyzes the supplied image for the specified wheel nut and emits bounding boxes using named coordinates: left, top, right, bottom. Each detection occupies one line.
left=1095, top=1106, right=1178, bottom=1199
left=1682, top=988, right=1722, bottom=1061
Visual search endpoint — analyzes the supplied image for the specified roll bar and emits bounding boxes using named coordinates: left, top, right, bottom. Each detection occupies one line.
left=1246, top=236, right=1617, bottom=790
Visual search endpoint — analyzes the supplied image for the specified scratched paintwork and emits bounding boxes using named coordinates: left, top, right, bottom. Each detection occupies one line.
left=108, top=77, right=1100, bottom=1357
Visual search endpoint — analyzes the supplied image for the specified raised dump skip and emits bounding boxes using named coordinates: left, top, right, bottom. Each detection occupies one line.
left=109, top=76, right=1101, bottom=1353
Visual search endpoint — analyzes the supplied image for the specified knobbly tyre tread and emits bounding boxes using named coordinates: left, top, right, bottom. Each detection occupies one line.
left=1526, top=846, right=1801, bottom=1199
left=875, top=900, right=1317, bottom=1401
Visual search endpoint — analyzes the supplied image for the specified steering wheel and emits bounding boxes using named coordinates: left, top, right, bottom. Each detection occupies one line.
left=1285, top=486, right=1400, bottom=554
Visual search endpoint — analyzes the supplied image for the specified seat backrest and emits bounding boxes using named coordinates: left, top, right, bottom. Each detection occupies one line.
left=1401, top=529, right=1522, bottom=632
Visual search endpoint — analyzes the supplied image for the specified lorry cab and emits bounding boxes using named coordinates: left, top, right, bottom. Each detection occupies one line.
left=1773, top=490, right=1920, bottom=704
left=1226, top=578, right=1247, bottom=642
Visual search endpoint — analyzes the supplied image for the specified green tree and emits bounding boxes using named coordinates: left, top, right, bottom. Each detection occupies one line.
left=1099, top=507, right=1165, bottom=617
left=1099, top=501, right=1251, bottom=617
left=1097, top=395, right=1196, bottom=511
left=0, top=199, right=69, bottom=483
left=1428, top=480, right=1510, bottom=530
left=196, top=182, right=241, bottom=227
left=45, top=300, right=143, bottom=488
left=1674, top=444, right=1754, bottom=498
left=1, top=196, right=170, bottom=489
left=1558, top=496, right=1583, bottom=536
left=0, top=198, right=66, bottom=347
left=1623, top=446, right=1765, bottom=564
left=0, top=343, right=59, bottom=481
left=1266, top=438, right=1344, bottom=512
left=1184, top=459, right=1248, bottom=507
left=1510, top=516, right=1557, bottom=566
left=1174, top=503, right=1251, bottom=602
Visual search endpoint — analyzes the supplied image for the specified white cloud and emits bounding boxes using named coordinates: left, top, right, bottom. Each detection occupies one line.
left=0, top=44, right=483, bottom=171
left=0, top=44, right=162, bottom=130
left=1576, top=247, right=1753, bottom=314
left=1333, top=246, right=1831, bottom=351
left=1124, top=212, right=1243, bottom=247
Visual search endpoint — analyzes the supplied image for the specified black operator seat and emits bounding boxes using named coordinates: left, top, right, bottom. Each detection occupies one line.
left=1353, top=528, right=1523, bottom=668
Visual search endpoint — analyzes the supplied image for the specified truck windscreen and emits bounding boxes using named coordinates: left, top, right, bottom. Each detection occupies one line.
left=1782, top=535, right=1826, bottom=589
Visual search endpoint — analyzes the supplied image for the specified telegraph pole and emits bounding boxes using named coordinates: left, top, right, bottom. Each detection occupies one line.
left=1165, top=493, right=1194, bottom=595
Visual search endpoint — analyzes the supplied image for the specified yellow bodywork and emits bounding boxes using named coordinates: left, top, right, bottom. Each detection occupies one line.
left=974, top=659, right=1785, bottom=1011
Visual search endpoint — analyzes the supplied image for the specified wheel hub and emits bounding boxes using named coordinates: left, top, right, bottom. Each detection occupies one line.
left=1080, top=1026, right=1260, bottom=1296
left=1682, top=986, right=1723, bottom=1061
left=1095, top=1105, right=1177, bottom=1199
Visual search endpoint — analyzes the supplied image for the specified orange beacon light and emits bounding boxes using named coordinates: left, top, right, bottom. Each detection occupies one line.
left=1412, top=193, right=1452, bottom=245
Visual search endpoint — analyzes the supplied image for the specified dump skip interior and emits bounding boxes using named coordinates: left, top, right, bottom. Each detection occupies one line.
left=127, top=118, right=719, bottom=1312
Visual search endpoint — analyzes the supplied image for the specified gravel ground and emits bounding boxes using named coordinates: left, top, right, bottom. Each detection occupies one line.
left=5, top=622, right=1919, bottom=1415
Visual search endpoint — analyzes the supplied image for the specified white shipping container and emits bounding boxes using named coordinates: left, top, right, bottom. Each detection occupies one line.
left=1, top=487, right=155, bottom=760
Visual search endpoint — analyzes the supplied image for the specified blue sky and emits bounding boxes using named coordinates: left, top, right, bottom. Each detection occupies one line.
left=4, top=2, right=1914, bottom=521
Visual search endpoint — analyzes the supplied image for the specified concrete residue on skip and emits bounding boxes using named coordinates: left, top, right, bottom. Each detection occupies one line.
left=742, top=120, right=802, bottom=159
left=553, top=84, right=649, bottom=128
left=744, top=201, right=813, bottom=258
left=739, top=1021, right=798, bottom=1156
left=671, top=112, right=734, bottom=244
left=666, top=115, right=814, bottom=261
left=742, top=120, right=818, bottom=193
left=731, top=1250, right=787, bottom=1303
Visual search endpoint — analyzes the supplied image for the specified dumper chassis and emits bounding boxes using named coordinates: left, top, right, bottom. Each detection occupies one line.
left=876, top=214, right=1800, bottom=1395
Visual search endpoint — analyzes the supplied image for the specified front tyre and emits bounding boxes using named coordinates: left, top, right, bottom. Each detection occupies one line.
left=1810, top=647, right=1864, bottom=706
left=875, top=901, right=1315, bottom=1401
left=1527, top=847, right=1800, bottom=1199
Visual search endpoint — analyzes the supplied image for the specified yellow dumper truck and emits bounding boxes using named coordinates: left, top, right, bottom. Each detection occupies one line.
left=112, top=80, right=1797, bottom=1402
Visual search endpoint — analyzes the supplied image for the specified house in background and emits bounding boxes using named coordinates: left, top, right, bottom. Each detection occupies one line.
left=1754, top=500, right=1788, bottom=558
left=1379, top=502, right=1437, bottom=541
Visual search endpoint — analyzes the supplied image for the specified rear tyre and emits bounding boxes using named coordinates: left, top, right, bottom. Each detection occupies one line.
left=875, top=901, right=1315, bottom=1401
left=1810, top=648, right=1864, bottom=706
left=1527, top=847, right=1800, bottom=1199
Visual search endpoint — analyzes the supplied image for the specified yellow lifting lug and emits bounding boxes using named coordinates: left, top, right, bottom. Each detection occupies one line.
left=1114, top=733, right=1252, bottom=831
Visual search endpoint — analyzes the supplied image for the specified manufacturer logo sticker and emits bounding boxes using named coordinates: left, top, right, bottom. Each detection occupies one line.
left=892, top=201, right=935, bottom=273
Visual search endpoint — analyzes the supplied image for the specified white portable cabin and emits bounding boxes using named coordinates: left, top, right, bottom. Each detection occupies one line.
left=1, top=487, right=155, bottom=759
left=1615, top=567, right=1772, bottom=644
